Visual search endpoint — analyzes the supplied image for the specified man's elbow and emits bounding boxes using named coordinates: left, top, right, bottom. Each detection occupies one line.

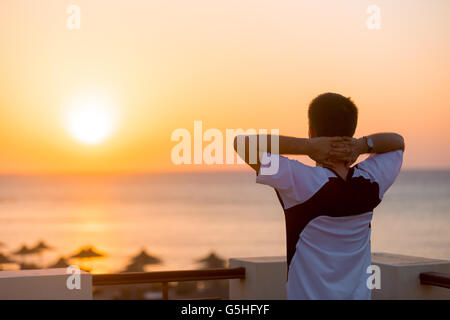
left=233, top=136, right=239, bottom=152
left=233, top=135, right=247, bottom=152
left=397, top=133, right=405, bottom=151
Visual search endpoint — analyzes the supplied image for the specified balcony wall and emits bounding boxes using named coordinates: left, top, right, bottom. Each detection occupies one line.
left=0, top=252, right=448, bottom=300
left=0, top=268, right=92, bottom=300
left=229, top=252, right=450, bottom=300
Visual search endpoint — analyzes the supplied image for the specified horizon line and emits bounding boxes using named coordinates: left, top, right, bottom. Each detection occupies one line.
left=1, top=167, right=450, bottom=176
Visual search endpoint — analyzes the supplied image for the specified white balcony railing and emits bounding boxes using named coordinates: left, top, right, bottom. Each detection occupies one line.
left=0, top=253, right=449, bottom=300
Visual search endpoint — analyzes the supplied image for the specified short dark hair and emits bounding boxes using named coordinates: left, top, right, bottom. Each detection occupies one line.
left=308, top=92, right=358, bottom=137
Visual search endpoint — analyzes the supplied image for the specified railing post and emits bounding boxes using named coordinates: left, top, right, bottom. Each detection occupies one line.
left=229, top=256, right=286, bottom=300
left=162, top=282, right=169, bottom=300
left=371, top=252, right=450, bottom=300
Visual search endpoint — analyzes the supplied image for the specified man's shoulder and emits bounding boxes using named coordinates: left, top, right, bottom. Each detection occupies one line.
left=356, top=150, right=403, bottom=174
left=354, top=150, right=404, bottom=198
left=257, top=155, right=335, bottom=208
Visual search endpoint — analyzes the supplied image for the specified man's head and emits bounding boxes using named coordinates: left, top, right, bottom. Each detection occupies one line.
left=308, top=93, right=358, bottom=138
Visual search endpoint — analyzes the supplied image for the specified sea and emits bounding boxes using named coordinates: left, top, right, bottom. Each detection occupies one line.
left=0, top=170, right=449, bottom=273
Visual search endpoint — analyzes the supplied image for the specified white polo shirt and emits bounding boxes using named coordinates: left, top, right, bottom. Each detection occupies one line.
left=256, top=150, right=403, bottom=300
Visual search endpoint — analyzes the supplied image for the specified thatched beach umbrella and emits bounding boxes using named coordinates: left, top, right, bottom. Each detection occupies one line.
left=0, top=253, right=15, bottom=266
left=13, top=245, right=35, bottom=264
left=131, top=249, right=162, bottom=266
left=0, top=253, right=15, bottom=270
left=70, top=246, right=105, bottom=272
left=0, top=253, right=14, bottom=271
left=70, top=247, right=105, bottom=259
left=119, top=249, right=162, bottom=273
left=48, top=257, right=70, bottom=269
left=121, top=261, right=146, bottom=273
left=13, top=245, right=33, bottom=256
left=25, top=246, right=44, bottom=257
left=29, top=240, right=54, bottom=266
left=196, top=252, right=226, bottom=269
left=31, top=240, right=54, bottom=253
left=19, top=262, right=40, bottom=270
left=13, top=245, right=45, bottom=269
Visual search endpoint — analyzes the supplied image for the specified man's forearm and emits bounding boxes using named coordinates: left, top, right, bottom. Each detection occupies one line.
left=355, top=133, right=405, bottom=155
left=234, top=135, right=309, bottom=156
left=234, top=132, right=404, bottom=171
left=259, top=135, right=310, bottom=155
left=234, top=134, right=352, bottom=172
left=233, top=135, right=311, bottom=171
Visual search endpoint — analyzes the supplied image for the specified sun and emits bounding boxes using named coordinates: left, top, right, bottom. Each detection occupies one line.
left=64, top=94, right=119, bottom=145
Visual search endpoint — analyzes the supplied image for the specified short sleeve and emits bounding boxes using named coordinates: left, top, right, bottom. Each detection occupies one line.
left=356, top=150, right=403, bottom=198
left=256, top=152, right=329, bottom=208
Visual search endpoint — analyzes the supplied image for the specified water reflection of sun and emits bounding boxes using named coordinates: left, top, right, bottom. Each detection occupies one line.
left=68, top=205, right=117, bottom=274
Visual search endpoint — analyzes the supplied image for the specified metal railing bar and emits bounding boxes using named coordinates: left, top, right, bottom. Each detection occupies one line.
left=92, top=267, right=246, bottom=286
left=420, top=272, right=450, bottom=289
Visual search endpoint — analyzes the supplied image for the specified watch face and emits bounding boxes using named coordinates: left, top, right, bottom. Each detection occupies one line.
left=367, top=137, right=374, bottom=149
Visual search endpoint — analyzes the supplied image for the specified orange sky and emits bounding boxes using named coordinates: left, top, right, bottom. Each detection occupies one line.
left=0, top=0, right=449, bottom=173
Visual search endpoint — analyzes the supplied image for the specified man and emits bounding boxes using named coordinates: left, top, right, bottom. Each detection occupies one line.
left=234, top=92, right=404, bottom=299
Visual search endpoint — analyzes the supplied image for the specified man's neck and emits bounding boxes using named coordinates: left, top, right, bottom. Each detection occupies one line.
left=317, top=161, right=350, bottom=180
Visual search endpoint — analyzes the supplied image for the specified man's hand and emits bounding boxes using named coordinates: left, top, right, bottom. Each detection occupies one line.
left=329, top=137, right=368, bottom=167
left=307, top=137, right=354, bottom=167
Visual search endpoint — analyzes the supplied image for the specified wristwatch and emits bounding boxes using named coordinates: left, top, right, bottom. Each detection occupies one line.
left=364, top=136, right=374, bottom=153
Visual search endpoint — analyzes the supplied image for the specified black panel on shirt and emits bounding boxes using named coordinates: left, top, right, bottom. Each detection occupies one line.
left=275, top=168, right=381, bottom=272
